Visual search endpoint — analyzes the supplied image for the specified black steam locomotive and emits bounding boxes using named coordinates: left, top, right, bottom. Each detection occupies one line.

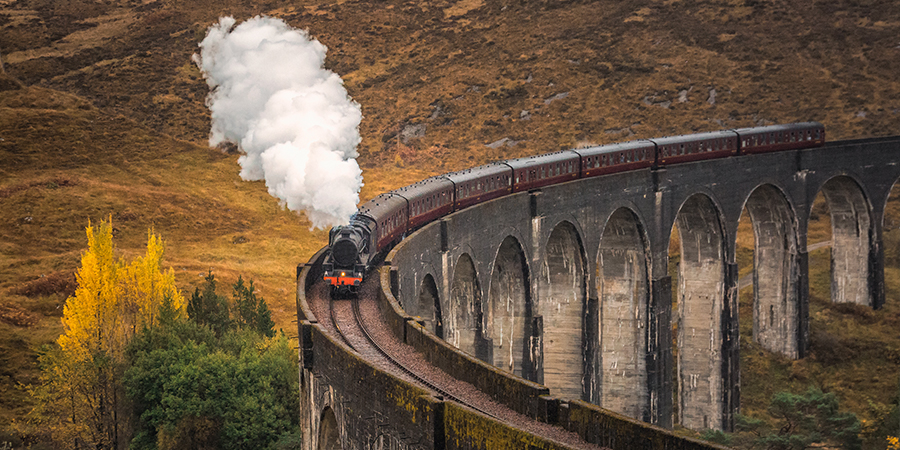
left=323, top=122, right=825, bottom=296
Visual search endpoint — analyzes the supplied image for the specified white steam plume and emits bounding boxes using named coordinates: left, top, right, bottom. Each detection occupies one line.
left=193, top=16, right=363, bottom=229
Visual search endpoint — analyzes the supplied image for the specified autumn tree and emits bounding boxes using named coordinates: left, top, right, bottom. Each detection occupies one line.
left=32, top=219, right=184, bottom=450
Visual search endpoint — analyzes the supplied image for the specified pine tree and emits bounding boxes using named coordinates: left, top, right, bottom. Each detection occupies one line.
left=187, top=271, right=230, bottom=336
left=255, top=294, right=276, bottom=338
left=232, top=276, right=275, bottom=337
left=702, top=387, right=862, bottom=450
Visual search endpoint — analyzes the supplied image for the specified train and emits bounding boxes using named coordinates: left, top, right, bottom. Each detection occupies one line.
left=322, top=122, right=825, bottom=295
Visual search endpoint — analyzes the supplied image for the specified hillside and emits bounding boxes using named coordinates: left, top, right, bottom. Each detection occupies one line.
left=2, top=0, right=899, bottom=446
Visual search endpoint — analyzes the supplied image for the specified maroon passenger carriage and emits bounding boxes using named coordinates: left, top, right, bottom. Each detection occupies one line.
left=323, top=122, right=826, bottom=295
left=735, top=122, right=825, bottom=154
left=573, top=140, right=656, bottom=178
left=652, top=130, right=739, bottom=165
left=446, top=163, right=513, bottom=211
left=506, top=150, right=581, bottom=193
left=395, top=177, right=454, bottom=231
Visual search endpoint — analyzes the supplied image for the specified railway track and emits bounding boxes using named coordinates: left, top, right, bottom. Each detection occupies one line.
left=329, top=289, right=499, bottom=419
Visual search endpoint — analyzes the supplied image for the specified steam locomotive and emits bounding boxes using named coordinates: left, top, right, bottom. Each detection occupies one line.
left=323, top=122, right=825, bottom=295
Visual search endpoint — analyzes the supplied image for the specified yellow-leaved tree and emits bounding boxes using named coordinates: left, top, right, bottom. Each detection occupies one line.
left=120, top=230, right=185, bottom=334
left=32, top=219, right=183, bottom=450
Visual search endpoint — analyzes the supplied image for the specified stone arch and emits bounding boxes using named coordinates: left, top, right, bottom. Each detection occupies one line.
left=318, top=407, right=341, bottom=450
left=448, top=253, right=482, bottom=357
left=538, top=221, right=587, bottom=400
left=671, top=194, right=726, bottom=431
left=743, top=184, right=801, bottom=358
left=487, top=236, right=532, bottom=378
left=816, top=176, right=873, bottom=306
left=595, top=207, right=650, bottom=420
left=416, top=274, right=442, bottom=338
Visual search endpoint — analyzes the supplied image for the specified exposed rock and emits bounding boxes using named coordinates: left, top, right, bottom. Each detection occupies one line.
left=400, top=123, right=426, bottom=143
left=543, top=92, right=569, bottom=105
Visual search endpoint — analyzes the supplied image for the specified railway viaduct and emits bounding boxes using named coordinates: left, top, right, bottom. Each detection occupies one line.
left=296, top=136, right=900, bottom=449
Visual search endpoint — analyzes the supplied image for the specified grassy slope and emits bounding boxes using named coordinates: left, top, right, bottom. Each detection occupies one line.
left=1, top=0, right=899, bottom=444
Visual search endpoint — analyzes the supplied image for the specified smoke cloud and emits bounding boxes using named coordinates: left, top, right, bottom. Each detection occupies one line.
left=193, top=16, right=363, bottom=229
